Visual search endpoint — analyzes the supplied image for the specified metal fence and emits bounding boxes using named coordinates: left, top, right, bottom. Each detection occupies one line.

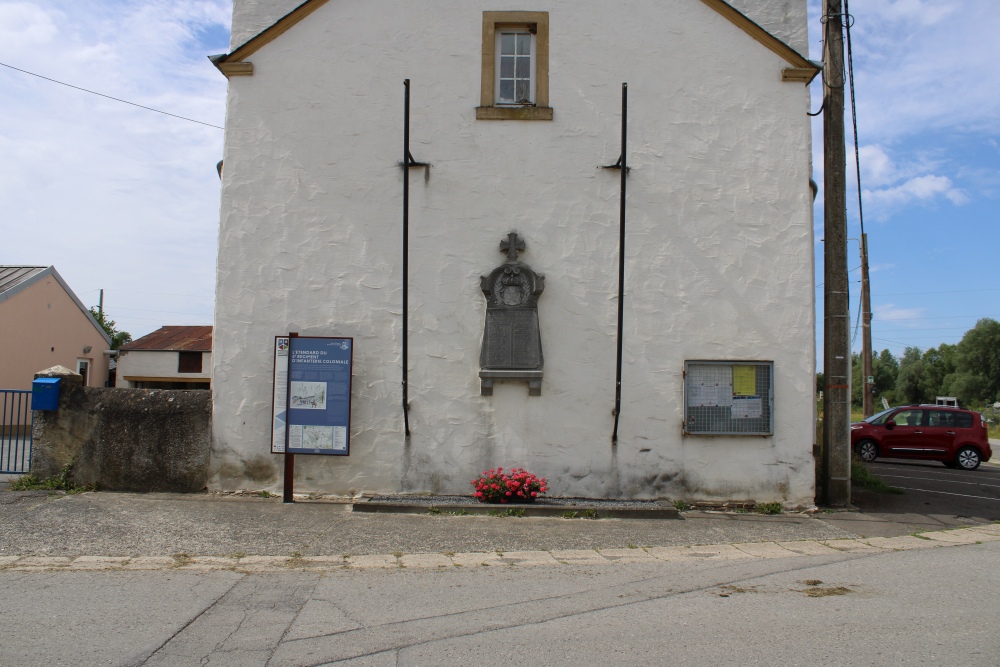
left=684, top=361, right=774, bottom=435
left=1, top=390, right=32, bottom=474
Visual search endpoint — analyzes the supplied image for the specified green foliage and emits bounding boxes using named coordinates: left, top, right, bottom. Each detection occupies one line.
left=954, top=318, right=1000, bottom=405
left=876, top=319, right=1000, bottom=408
left=581, top=508, right=599, bottom=519
left=895, top=346, right=926, bottom=405
left=488, top=508, right=525, bottom=518
left=756, top=502, right=782, bottom=515
left=850, top=349, right=899, bottom=408
left=89, top=307, right=132, bottom=350
left=851, top=456, right=904, bottom=494
left=672, top=500, right=687, bottom=511
left=9, top=464, right=94, bottom=494
left=562, top=510, right=578, bottom=519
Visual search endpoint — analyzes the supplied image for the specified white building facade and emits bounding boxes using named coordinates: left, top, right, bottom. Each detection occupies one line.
left=211, top=0, right=819, bottom=506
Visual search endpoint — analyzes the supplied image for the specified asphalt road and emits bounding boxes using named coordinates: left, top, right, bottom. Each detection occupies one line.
left=867, top=457, right=1000, bottom=517
left=5, top=456, right=1000, bottom=665
left=2, top=540, right=998, bottom=666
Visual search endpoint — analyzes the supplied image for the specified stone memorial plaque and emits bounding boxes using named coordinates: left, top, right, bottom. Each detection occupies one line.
left=479, top=232, right=544, bottom=395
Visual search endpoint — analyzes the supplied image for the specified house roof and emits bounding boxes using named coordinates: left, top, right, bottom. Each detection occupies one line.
left=121, top=326, right=213, bottom=352
left=0, top=266, right=48, bottom=296
left=210, top=0, right=819, bottom=83
left=0, top=265, right=112, bottom=346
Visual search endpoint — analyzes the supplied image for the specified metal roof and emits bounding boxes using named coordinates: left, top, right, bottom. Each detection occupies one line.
left=0, top=266, right=47, bottom=296
left=121, top=326, right=213, bottom=352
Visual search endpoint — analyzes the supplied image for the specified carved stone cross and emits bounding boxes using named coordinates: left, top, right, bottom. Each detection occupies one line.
left=499, top=232, right=526, bottom=263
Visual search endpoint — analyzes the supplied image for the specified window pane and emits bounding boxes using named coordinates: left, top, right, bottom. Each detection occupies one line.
left=515, top=56, right=530, bottom=79
left=500, top=33, right=515, bottom=55
left=516, top=80, right=529, bottom=102
left=499, top=80, right=514, bottom=102
left=516, top=33, right=530, bottom=55
left=500, top=56, right=514, bottom=78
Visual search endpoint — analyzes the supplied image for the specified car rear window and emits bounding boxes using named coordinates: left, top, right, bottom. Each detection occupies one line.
left=955, top=412, right=974, bottom=428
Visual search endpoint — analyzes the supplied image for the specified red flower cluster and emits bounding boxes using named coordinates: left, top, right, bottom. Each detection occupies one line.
left=472, top=467, right=547, bottom=504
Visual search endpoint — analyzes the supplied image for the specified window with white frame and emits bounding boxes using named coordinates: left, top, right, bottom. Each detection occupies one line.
left=684, top=361, right=774, bottom=435
left=477, top=11, right=551, bottom=121
left=495, top=28, right=535, bottom=105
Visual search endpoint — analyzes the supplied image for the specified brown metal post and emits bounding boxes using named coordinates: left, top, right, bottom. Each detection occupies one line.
left=822, top=0, right=851, bottom=507
left=283, top=332, right=298, bottom=503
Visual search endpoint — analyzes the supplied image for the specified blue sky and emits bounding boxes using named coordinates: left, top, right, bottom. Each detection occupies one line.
left=1, top=1, right=997, bottom=369
left=807, top=0, right=1000, bottom=369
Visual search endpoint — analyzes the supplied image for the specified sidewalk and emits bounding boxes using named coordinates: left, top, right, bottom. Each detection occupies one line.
left=2, top=487, right=994, bottom=570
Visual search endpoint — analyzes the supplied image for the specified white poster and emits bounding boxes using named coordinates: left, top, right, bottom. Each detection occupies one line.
left=271, top=337, right=290, bottom=453
left=731, top=397, right=763, bottom=419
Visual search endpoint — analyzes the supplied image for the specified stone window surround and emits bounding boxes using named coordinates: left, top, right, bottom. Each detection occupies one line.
left=477, top=11, right=552, bottom=121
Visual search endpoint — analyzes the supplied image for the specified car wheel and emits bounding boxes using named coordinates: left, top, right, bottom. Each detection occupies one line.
left=956, top=446, right=981, bottom=471
left=856, top=439, right=878, bottom=463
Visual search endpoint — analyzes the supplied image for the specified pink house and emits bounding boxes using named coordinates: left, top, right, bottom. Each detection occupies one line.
left=0, top=266, right=112, bottom=390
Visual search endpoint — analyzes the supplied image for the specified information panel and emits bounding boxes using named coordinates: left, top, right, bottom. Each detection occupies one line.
left=271, top=336, right=353, bottom=455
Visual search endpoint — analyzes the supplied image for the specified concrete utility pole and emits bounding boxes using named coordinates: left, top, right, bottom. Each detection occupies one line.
left=861, top=233, right=874, bottom=418
left=822, top=0, right=851, bottom=507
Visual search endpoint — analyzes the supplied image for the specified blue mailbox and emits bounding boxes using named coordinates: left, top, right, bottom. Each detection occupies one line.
left=32, top=377, right=61, bottom=411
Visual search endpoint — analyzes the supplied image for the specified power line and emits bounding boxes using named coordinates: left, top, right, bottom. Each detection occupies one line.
left=873, top=288, right=1000, bottom=297
left=0, top=61, right=224, bottom=130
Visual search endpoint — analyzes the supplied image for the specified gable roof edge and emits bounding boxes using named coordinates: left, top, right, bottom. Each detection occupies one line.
left=211, top=0, right=330, bottom=76
left=701, top=0, right=821, bottom=83
left=0, top=266, right=112, bottom=346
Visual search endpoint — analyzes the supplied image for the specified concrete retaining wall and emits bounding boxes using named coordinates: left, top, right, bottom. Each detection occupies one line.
left=31, top=371, right=211, bottom=492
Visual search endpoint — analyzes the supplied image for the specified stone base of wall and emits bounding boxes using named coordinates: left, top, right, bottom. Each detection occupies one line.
left=31, top=371, right=211, bottom=492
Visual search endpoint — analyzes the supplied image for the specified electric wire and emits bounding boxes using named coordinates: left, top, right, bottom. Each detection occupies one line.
left=844, top=0, right=865, bottom=239
left=0, top=61, right=223, bottom=130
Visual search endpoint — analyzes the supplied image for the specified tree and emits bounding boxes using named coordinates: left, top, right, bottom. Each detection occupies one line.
left=89, top=307, right=132, bottom=350
left=919, top=344, right=956, bottom=401
left=872, top=348, right=899, bottom=406
left=953, top=318, right=1000, bottom=405
left=854, top=349, right=901, bottom=408
left=895, top=346, right=927, bottom=405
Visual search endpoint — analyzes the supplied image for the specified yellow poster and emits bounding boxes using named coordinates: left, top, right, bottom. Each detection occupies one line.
left=733, top=365, right=757, bottom=396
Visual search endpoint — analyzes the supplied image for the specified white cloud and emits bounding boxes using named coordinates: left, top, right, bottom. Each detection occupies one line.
left=847, top=144, right=969, bottom=219
left=0, top=0, right=231, bottom=337
left=865, top=0, right=957, bottom=27
left=0, top=3, right=59, bottom=52
left=874, top=304, right=925, bottom=322
left=864, top=174, right=968, bottom=212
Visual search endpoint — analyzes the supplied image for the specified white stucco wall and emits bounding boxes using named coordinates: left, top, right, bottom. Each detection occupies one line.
left=229, top=0, right=810, bottom=56
left=116, top=350, right=212, bottom=386
left=214, top=0, right=816, bottom=505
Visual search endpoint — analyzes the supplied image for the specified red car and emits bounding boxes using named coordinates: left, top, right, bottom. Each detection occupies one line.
left=851, top=405, right=992, bottom=470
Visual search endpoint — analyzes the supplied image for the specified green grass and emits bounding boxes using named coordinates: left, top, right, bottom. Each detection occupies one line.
left=8, top=464, right=94, bottom=494
left=852, top=455, right=904, bottom=494
left=756, top=502, right=782, bottom=515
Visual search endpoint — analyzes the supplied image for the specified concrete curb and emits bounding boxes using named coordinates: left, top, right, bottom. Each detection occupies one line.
left=3, top=525, right=997, bottom=573
left=350, top=500, right=681, bottom=520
